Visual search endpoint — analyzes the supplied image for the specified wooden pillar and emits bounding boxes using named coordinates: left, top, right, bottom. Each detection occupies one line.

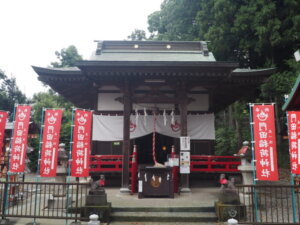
left=179, top=82, right=190, bottom=192
left=120, top=81, right=131, bottom=193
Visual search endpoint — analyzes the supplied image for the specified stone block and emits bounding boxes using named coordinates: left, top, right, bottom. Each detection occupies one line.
left=218, top=189, right=240, bottom=204
left=89, top=189, right=105, bottom=196
left=215, top=201, right=246, bottom=222
left=0, top=219, right=9, bottom=225
left=86, top=194, right=107, bottom=206
left=81, top=203, right=111, bottom=223
left=47, top=196, right=72, bottom=209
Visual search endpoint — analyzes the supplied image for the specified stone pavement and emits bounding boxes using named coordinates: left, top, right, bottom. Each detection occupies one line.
left=4, top=219, right=227, bottom=225
left=2, top=186, right=224, bottom=225
left=107, top=186, right=219, bottom=208
left=2, top=174, right=227, bottom=225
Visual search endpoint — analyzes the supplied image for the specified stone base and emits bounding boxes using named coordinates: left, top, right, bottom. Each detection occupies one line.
left=238, top=164, right=254, bottom=185
left=180, top=187, right=191, bottom=193
left=81, top=202, right=111, bottom=223
left=69, top=222, right=81, bottom=225
left=215, top=201, right=246, bottom=222
left=47, top=196, right=72, bottom=209
left=86, top=194, right=107, bottom=205
left=52, top=191, right=67, bottom=198
left=120, top=187, right=130, bottom=194
left=0, top=219, right=9, bottom=225
left=239, top=193, right=252, bottom=206
left=79, top=177, right=89, bottom=183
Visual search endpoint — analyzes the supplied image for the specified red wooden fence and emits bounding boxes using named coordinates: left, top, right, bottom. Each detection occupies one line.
left=190, top=155, right=240, bottom=172
left=89, top=154, right=241, bottom=193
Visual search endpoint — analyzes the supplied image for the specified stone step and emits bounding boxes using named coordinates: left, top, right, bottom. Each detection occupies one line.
left=110, top=211, right=217, bottom=223
left=109, top=222, right=214, bottom=225
left=112, top=206, right=215, bottom=213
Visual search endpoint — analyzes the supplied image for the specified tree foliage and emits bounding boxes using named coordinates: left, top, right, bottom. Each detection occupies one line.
left=147, top=0, right=300, bottom=159
left=0, top=70, right=27, bottom=114
left=127, top=29, right=147, bottom=41
left=149, top=0, right=300, bottom=68
left=148, top=0, right=201, bottom=41
left=28, top=45, right=80, bottom=171
left=28, top=90, right=73, bottom=172
left=50, top=45, right=83, bottom=68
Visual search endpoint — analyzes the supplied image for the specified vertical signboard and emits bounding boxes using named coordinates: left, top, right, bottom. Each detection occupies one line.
left=40, top=109, right=63, bottom=177
left=9, top=105, right=31, bottom=173
left=71, top=109, right=92, bottom=177
left=0, top=111, right=8, bottom=152
left=287, top=111, right=300, bottom=174
left=180, top=136, right=190, bottom=151
left=180, top=151, right=190, bottom=174
left=252, top=104, right=278, bottom=181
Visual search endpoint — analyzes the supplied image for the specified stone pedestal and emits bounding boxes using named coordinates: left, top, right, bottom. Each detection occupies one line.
left=215, top=201, right=246, bottom=221
left=238, top=158, right=254, bottom=206
left=81, top=188, right=111, bottom=223
left=53, top=172, right=67, bottom=197
left=79, top=177, right=89, bottom=183
left=47, top=143, right=70, bottom=209
left=238, top=158, right=254, bottom=186
left=48, top=195, right=72, bottom=209
left=120, top=187, right=130, bottom=194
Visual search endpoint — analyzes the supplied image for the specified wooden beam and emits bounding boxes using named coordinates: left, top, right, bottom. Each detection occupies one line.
left=121, top=81, right=131, bottom=193
left=178, top=82, right=190, bottom=192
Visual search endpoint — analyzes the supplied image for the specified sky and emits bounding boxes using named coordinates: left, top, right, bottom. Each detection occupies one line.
left=0, top=0, right=163, bottom=98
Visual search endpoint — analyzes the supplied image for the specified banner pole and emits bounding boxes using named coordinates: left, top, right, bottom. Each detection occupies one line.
left=2, top=104, right=17, bottom=221
left=285, top=99, right=297, bottom=223
left=249, top=103, right=260, bottom=222
left=32, top=107, right=45, bottom=225
left=66, top=108, right=75, bottom=225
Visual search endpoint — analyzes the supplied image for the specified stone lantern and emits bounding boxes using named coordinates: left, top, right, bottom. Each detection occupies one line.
left=48, top=143, right=72, bottom=209
left=235, top=141, right=253, bottom=186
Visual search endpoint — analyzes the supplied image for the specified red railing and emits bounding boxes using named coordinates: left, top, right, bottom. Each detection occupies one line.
left=89, top=147, right=138, bottom=194
left=90, top=155, right=241, bottom=173
left=190, top=155, right=241, bottom=172
left=89, top=154, right=240, bottom=193
left=89, top=155, right=136, bottom=172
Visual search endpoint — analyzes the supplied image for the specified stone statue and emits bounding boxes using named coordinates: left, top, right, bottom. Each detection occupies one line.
left=219, top=174, right=228, bottom=189
left=218, top=174, right=239, bottom=204
left=82, top=176, right=111, bottom=223
left=90, top=179, right=102, bottom=191
left=89, top=177, right=106, bottom=196
left=227, top=177, right=236, bottom=190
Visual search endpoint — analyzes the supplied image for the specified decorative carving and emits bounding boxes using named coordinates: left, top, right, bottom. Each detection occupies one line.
left=150, top=175, right=162, bottom=188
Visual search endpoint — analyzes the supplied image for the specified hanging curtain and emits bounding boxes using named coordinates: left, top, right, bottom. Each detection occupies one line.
left=92, top=114, right=215, bottom=141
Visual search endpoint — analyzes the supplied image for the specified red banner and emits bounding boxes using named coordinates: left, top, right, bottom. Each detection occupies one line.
left=40, top=109, right=63, bottom=177
left=287, top=111, right=300, bottom=174
left=0, top=111, right=8, bottom=152
left=252, top=104, right=278, bottom=181
left=71, top=109, right=92, bottom=177
left=10, top=105, right=31, bottom=173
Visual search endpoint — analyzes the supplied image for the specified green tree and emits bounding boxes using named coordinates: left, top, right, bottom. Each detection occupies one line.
left=50, top=45, right=83, bottom=68
left=28, top=90, right=73, bottom=172
left=127, top=29, right=147, bottom=41
left=28, top=45, right=80, bottom=172
left=147, top=0, right=300, bottom=159
left=149, top=0, right=300, bottom=68
left=148, top=0, right=201, bottom=41
left=0, top=70, right=27, bottom=113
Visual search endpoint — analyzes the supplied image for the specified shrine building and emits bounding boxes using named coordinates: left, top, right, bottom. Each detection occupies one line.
left=33, top=40, right=275, bottom=191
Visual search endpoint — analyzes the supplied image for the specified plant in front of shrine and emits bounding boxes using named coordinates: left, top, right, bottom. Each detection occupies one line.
left=27, top=138, right=39, bottom=172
